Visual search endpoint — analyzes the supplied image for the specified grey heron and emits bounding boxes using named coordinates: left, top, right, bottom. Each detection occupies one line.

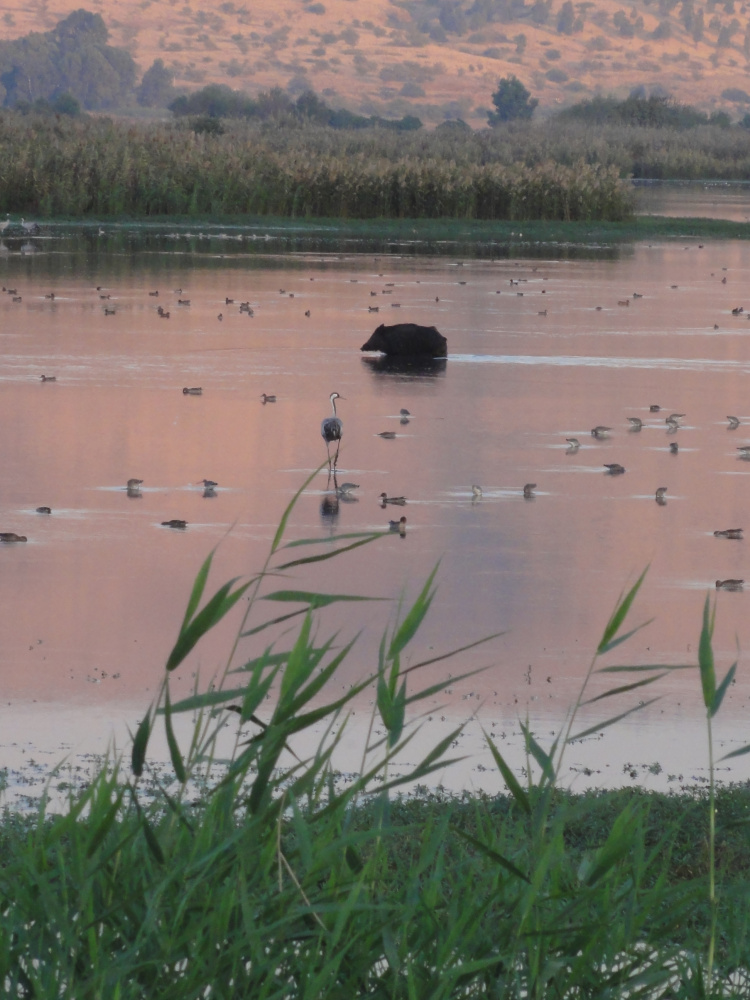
left=322, top=392, right=344, bottom=468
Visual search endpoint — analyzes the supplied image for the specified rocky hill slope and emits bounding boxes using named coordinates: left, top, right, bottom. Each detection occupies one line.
left=2, top=0, right=750, bottom=125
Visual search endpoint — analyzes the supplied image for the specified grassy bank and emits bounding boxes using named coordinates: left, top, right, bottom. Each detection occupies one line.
left=23, top=215, right=750, bottom=261
left=0, top=471, right=748, bottom=998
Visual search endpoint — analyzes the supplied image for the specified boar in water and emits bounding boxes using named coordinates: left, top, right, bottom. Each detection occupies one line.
left=360, top=323, right=447, bottom=357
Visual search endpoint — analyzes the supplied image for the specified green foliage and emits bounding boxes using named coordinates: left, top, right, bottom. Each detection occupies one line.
left=169, top=83, right=423, bottom=132
left=136, top=58, right=176, bottom=109
left=191, top=114, right=225, bottom=135
left=0, top=111, right=631, bottom=220
left=50, top=91, right=81, bottom=116
left=488, top=74, right=538, bottom=125
left=558, top=92, right=721, bottom=128
left=0, top=9, right=136, bottom=110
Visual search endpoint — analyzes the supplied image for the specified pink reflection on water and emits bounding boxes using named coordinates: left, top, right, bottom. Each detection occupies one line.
left=0, top=239, right=749, bottom=788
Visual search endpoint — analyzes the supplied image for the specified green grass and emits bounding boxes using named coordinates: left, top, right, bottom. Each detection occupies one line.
left=40, top=214, right=750, bottom=253
left=1, top=474, right=749, bottom=998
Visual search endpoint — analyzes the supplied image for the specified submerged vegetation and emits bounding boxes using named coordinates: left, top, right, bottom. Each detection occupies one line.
left=1, top=471, right=750, bottom=997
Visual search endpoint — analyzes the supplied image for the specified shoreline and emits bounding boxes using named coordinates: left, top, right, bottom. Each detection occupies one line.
left=11, top=214, right=750, bottom=247
left=3, top=690, right=749, bottom=812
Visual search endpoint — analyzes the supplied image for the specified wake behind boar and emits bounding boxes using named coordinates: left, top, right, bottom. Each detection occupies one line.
left=360, top=323, right=448, bottom=358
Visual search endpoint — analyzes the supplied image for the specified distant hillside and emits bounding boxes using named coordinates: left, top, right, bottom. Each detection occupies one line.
left=2, top=0, right=750, bottom=124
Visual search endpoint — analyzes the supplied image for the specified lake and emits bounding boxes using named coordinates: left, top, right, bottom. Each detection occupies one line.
left=2, top=223, right=750, bottom=800
left=634, top=179, right=750, bottom=222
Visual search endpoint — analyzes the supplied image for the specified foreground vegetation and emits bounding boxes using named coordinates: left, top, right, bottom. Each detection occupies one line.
left=1, top=471, right=749, bottom=998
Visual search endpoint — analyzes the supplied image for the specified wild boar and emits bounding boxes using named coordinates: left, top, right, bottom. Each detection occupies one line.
left=360, top=323, right=447, bottom=357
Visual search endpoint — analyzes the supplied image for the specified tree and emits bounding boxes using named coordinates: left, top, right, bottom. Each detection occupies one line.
left=0, top=10, right=135, bottom=109
left=137, top=58, right=176, bottom=108
left=51, top=90, right=81, bottom=115
left=557, top=1, right=576, bottom=34
left=487, top=75, right=538, bottom=124
left=692, top=9, right=704, bottom=41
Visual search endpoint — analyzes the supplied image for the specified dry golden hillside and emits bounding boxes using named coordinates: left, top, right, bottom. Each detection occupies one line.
left=2, top=0, right=750, bottom=125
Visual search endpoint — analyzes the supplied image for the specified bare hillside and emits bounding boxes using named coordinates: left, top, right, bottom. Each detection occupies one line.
left=2, top=0, right=750, bottom=124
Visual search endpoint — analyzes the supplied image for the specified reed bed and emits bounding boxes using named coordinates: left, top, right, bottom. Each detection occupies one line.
left=6, top=110, right=750, bottom=224
left=0, top=112, right=632, bottom=221
left=1, top=471, right=750, bottom=998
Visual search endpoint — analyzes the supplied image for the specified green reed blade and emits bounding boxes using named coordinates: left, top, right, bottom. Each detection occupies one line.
left=141, top=815, right=165, bottom=865
left=279, top=612, right=314, bottom=702
left=582, top=672, right=668, bottom=706
left=282, top=531, right=386, bottom=549
left=163, top=687, right=186, bottom=784
left=597, top=663, right=695, bottom=673
left=163, top=685, right=260, bottom=713
left=263, top=589, right=386, bottom=608
left=131, top=711, right=151, bottom=777
left=597, top=619, right=654, bottom=654
left=230, top=650, right=293, bottom=674
left=401, top=631, right=505, bottom=676
left=275, top=532, right=382, bottom=570
left=270, top=465, right=321, bottom=554
left=388, top=563, right=439, bottom=661
left=699, top=593, right=716, bottom=710
left=385, top=681, right=407, bottom=746
left=181, top=550, right=214, bottom=631
left=166, top=577, right=251, bottom=672
left=404, top=667, right=486, bottom=706
left=597, top=566, right=649, bottom=655
left=283, top=637, right=358, bottom=719
left=453, top=826, right=530, bottom=883
left=579, top=800, right=641, bottom=886
left=568, top=697, right=659, bottom=743
left=240, top=606, right=309, bottom=637
left=711, top=662, right=737, bottom=718
left=485, top=733, right=531, bottom=815
left=520, top=721, right=555, bottom=782
left=85, top=789, right=126, bottom=859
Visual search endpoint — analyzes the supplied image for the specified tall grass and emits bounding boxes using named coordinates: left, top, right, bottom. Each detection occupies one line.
left=0, top=112, right=633, bottom=221
left=6, top=111, right=750, bottom=224
left=0, top=476, right=749, bottom=998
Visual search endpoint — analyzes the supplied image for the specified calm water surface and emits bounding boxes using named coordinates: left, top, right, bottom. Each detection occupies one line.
left=2, top=226, right=750, bottom=792
left=634, top=180, right=750, bottom=222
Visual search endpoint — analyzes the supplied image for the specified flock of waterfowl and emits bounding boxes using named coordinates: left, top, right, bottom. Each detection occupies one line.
left=511, top=403, right=750, bottom=593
